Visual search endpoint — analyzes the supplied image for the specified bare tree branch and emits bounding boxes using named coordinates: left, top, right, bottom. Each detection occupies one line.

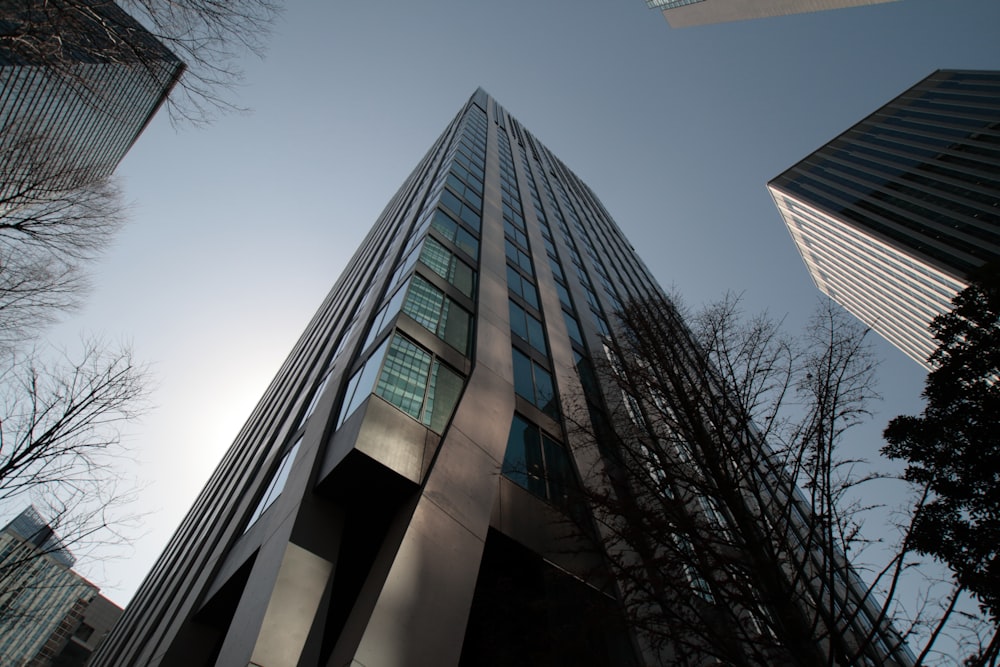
left=557, top=293, right=991, bottom=665
left=1, top=0, right=280, bottom=126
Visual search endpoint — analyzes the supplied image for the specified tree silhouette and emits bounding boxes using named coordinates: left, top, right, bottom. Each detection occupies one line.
left=563, top=294, right=918, bottom=666
left=883, top=268, right=1000, bottom=660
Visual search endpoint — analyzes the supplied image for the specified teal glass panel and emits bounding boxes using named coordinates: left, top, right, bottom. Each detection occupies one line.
left=451, top=260, right=474, bottom=298
left=441, top=300, right=470, bottom=353
left=403, top=275, right=444, bottom=332
left=419, top=236, right=452, bottom=279
left=422, top=361, right=463, bottom=433
left=420, top=236, right=474, bottom=298
left=555, top=282, right=571, bottom=308
left=245, top=438, right=303, bottom=531
left=456, top=227, right=478, bottom=259
left=375, top=335, right=432, bottom=419
left=441, top=189, right=463, bottom=218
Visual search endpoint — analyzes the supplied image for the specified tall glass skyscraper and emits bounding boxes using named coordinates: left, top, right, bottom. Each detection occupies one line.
left=93, top=90, right=910, bottom=667
left=769, top=70, right=1000, bottom=367
left=0, top=0, right=184, bottom=199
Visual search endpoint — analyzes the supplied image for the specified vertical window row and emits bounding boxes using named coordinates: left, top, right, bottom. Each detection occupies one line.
left=502, top=413, right=580, bottom=512
left=500, top=126, right=559, bottom=423
left=334, top=105, right=487, bottom=437
left=547, top=164, right=618, bottom=341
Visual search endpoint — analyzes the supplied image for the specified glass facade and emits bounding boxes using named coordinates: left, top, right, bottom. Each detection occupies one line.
left=769, top=70, right=1000, bottom=367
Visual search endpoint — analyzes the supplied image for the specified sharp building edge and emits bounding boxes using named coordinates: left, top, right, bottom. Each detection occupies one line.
left=770, top=70, right=1000, bottom=368
left=93, top=90, right=911, bottom=666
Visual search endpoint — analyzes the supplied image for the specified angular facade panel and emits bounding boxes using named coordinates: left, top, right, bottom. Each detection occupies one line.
left=769, top=70, right=1000, bottom=367
left=94, top=90, right=910, bottom=666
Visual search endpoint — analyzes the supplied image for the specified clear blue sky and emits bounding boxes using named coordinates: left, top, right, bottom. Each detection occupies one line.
left=40, top=0, right=1000, bottom=609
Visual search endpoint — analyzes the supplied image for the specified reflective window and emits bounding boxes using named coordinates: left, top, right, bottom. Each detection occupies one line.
left=337, top=333, right=464, bottom=434
left=431, top=209, right=479, bottom=259
left=563, top=311, right=584, bottom=346
left=507, top=265, right=539, bottom=309
left=509, top=300, right=547, bottom=355
left=440, top=189, right=481, bottom=231
left=403, top=275, right=471, bottom=354
left=245, top=437, right=303, bottom=531
left=502, top=414, right=578, bottom=509
left=338, top=337, right=391, bottom=426
left=297, top=368, right=333, bottom=429
left=555, top=282, right=572, bottom=308
left=505, top=239, right=533, bottom=274
left=512, top=348, right=558, bottom=419
left=419, top=236, right=475, bottom=298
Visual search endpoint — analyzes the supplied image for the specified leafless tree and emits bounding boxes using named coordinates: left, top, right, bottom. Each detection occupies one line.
left=0, top=338, right=148, bottom=594
left=562, top=294, right=994, bottom=666
left=0, top=0, right=280, bottom=125
left=0, top=132, right=127, bottom=353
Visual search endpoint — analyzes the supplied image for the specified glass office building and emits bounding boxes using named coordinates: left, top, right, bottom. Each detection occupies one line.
left=93, top=90, right=910, bottom=666
left=0, top=0, right=183, bottom=200
left=769, top=70, right=1000, bottom=367
left=0, top=507, right=123, bottom=666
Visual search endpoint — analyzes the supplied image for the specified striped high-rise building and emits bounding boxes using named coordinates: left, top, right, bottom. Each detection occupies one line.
left=94, top=89, right=911, bottom=667
left=646, top=0, right=898, bottom=28
left=0, top=0, right=184, bottom=200
left=769, top=70, right=1000, bottom=367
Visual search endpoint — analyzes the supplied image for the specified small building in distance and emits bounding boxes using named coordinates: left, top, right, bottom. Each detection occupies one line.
left=0, top=507, right=123, bottom=666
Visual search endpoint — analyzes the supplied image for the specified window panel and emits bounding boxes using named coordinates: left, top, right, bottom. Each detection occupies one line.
left=419, top=236, right=475, bottom=298
left=534, top=365, right=558, bottom=419
left=338, top=337, right=391, bottom=426
left=339, top=333, right=465, bottom=434
left=512, top=348, right=559, bottom=418
left=376, top=335, right=432, bottom=419
left=244, top=437, right=302, bottom=531
left=555, top=282, right=572, bottom=308
left=431, top=209, right=479, bottom=259
left=509, top=300, right=528, bottom=341
left=502, top=414, right=546, bottom=497
left=512, top=347, right=534, bottom=402
left=402, top=275, right=471, bottom=354
left=509, top=300, right=547, bottom=355
left=501, top=414, right=580, bottom=510
left=298, top=370, right=332, bottom=429
left=543, top=434, right=575, bottom=508
left=563, top=311, right=584, bottom=345
left=507, top=265, right=539, bottom=309
left=526, top=316, right=546, bottom=354
left=422, top=361, right=463, bottom=433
